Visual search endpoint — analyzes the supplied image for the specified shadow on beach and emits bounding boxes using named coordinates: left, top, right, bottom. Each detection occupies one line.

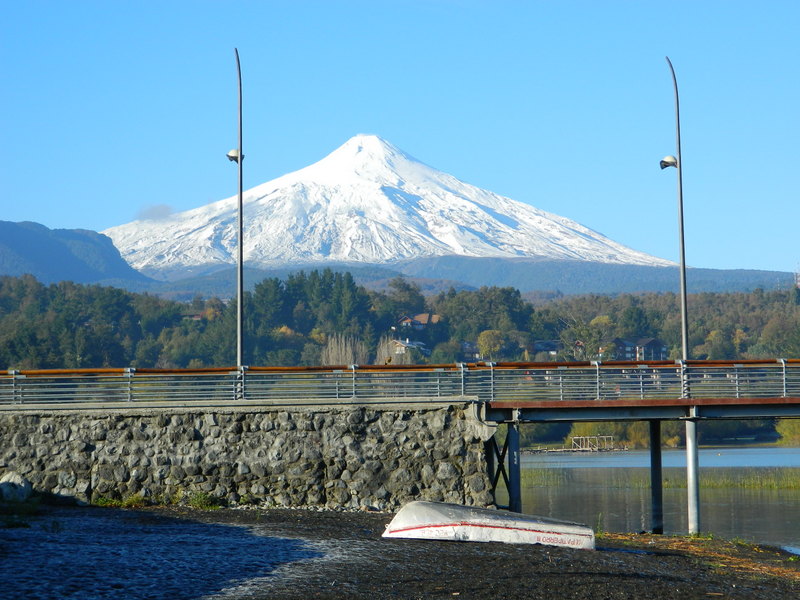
left=0, top=505, right=321, bottom=600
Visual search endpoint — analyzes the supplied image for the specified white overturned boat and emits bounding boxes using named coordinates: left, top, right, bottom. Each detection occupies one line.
left=383, top=501, right=595, bottom=550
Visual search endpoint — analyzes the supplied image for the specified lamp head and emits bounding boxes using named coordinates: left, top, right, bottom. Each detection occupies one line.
left=660, top=155, right=678, bottom=169
left=227, top=149, right=243, bottom=163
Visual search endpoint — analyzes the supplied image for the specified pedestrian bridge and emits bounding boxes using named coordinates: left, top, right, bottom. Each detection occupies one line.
left=3, top=359, right=800, bottom=418
left=3, top=359, right=799, bottom=535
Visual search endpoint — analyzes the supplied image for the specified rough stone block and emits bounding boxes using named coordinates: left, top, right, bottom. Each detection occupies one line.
left=0, top=471, right=32, bottom=502
left=0, top=404, right=492, bottom=510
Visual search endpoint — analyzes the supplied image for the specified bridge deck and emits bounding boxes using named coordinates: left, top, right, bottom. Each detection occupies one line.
left=487, top=396, right=800, bottom=422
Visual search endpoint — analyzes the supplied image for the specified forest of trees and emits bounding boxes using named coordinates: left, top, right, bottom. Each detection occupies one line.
left=2, top=271, right=800, bottom=445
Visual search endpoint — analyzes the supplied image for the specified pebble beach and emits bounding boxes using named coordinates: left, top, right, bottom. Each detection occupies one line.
left=2, top=504, right=800, bottom=599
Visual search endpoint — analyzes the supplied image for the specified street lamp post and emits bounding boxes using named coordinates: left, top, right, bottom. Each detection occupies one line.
left=660, top=55, right=700, bottom=534
left=227, top=48, right=244, bottom=371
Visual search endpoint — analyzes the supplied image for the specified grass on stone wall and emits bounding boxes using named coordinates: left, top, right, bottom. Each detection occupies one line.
left=186, top=492, right=223, bottom=510
left=91, top=489, right=224, bottom=510
left=93, top=495, right=148, bottom=509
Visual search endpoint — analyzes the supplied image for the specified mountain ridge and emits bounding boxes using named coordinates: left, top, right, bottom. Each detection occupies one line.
left=0, top=221, right=152, bottom=286
left=0, top=222, right=790, bottom=298
left=139, top=260, right=793, bottom=301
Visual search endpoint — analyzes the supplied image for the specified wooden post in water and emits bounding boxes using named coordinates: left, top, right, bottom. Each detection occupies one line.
left=507, top=422, right=522, bottom=513
left=649, top=420, right=664, bottom=534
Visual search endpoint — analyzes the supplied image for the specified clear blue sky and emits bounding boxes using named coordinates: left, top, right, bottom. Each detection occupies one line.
left=2, top=1, right=798, bottom=273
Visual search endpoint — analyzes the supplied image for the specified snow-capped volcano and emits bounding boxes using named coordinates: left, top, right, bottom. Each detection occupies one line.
left=104, top=135, right=673, bottom=279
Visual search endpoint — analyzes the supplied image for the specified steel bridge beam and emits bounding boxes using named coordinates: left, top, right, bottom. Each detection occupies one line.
left=486, top=397, right=800, bottom=423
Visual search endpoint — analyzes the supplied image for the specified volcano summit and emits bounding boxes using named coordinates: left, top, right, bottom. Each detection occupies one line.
left=104, top=135, right=672, bottom=280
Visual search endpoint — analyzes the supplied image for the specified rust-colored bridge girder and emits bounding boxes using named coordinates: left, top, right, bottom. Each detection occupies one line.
left=487, top=396, right=800, bottom=423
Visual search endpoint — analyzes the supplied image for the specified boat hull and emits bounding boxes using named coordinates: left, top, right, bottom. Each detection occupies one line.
left=382, top=501, right=595, bottom=550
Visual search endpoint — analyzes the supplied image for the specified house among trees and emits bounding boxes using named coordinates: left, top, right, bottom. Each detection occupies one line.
left=397, top=312, right=442, bottom=331
left=532, top=340, right=560, bottom=357
left=460, top=341, right=481, bottom=361
left=635, top=338, right=669, bottom=360
left=392, top=338, right=431, bottom=357
left=601, top=338, right=669, bottom=361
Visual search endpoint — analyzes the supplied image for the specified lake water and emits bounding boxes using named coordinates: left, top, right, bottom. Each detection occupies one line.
left=499, top=447, right=800, bottom=552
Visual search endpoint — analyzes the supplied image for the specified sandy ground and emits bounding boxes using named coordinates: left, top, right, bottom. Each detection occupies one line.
left=2, top=504, right=800, bottom=599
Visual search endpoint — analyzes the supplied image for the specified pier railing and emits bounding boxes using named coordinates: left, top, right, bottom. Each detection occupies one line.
left=2, top=359, right=799, bottom=409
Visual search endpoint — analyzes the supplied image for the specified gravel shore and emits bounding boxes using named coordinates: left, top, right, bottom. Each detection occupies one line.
left=3, top=504, right=800, bottom=599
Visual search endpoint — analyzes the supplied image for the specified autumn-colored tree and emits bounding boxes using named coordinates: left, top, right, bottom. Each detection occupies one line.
left=477, top=329, right=504, bottom=360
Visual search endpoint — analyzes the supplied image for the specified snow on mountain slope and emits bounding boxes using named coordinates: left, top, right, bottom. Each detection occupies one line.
left=103, top=135, right=674, bottom=279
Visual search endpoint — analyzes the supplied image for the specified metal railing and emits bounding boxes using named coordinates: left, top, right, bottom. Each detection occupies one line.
left=2, top=359, right=799, bottom=409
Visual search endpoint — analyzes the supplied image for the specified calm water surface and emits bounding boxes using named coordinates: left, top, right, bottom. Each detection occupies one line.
left=508, top=447, right=800, bottom=551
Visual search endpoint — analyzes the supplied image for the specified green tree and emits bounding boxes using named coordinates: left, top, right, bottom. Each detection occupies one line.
left=617, top=304, right=653, bottom=339
left=558, top=315, right=614, bottom=361
left=386, top=277, right=426, bottom=317
left=695, top=328, right=736, bottom=360
left=430, top=340, right=462, bottom=364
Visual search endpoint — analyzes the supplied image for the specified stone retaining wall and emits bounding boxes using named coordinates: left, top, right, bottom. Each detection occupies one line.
left=0, top=404, right=495, bottom=509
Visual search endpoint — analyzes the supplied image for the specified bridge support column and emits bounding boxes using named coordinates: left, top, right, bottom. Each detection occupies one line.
left=485, top=439, right=496, bottom=483
left=507, top=421, right=522, bottom=513
left=686, top=416, right=700, bottom=534
left=649, top=420, right=664, bottom=534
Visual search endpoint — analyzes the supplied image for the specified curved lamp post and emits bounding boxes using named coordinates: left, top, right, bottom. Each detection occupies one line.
left=227, top=48, right=244, bottom=370
left=661, top=55, right=700, bottom=534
